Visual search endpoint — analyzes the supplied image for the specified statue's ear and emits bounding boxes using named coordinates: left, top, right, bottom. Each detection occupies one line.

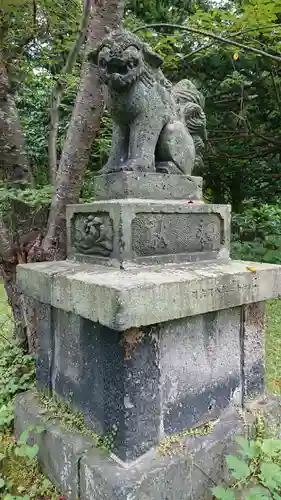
left=142, top=43, right=163, bottom=68
left=88, top=48, right=100, bottom=66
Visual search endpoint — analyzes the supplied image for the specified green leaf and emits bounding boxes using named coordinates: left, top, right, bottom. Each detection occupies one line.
left=18, top=430, right=29, bottom=444
left=212, top=486, right=236, bottom=500
left=245, top=486, right=272, bottom=499
left=0, top=477, right=5, bottom=488
left=25, top=444, right=39, bottom=459
left=272, top=493, right=281, bottom=500
left=226, top=455, right=251, bottom=480
left=261, top=439, right=281, bottom=457
left=14, top=445, right=27, bottom=457
left=235, top=436, right=260, bottom=459
left=260, top=462, right=281, bottom=490
left=40, top=478, right=53, bottom=491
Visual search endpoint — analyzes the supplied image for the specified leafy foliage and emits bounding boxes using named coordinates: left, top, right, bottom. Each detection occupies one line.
left=0, top=299, right=60, bottom=499
left=134, top=1, right=281, bottom=214
left=212, top=423, right=281, bottom=499
left=0, top=342, right=35, bottom=431
left=0, top=426, right=61, bottom=499
left=231, top=203, right=281, bottom=263
left=15, top=69, right=80, bottom=184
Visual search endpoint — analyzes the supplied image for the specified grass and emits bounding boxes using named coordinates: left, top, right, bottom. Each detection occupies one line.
left=0, top=282, right=13, bottom=347
left=0, top=284, right=63, bottom=499
left=266, top=300, right=281, bottom=395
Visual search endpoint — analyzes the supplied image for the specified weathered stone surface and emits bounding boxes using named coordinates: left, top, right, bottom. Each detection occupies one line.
left=17, top=259, right=281, bottom=331
left=94, top=172, right=203, bottom=200
left=15, top=392, right=281, bottom=500
left=14, top=391, right=94, bottom=500
left=243, top=302, right=266, bottom=400
left=29, top=302, right=249, bottom=462
left=47, top=312, right=161, bottom=461
left=66, top=200, right=230, bottom=266
left=89, top=31, right=206, bottom=176
left=80, top=405, right=242, bottom=500
left=160, top=308, right=243, bottom=434
left=36, top=302, right=53, bottom=391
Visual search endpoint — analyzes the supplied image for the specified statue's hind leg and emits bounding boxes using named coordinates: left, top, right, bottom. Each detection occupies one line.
left=156, top=121, right=195, bottom=175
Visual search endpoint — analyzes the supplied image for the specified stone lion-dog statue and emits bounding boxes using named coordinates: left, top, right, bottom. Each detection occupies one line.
left=89, top=30, right=207, bottom=175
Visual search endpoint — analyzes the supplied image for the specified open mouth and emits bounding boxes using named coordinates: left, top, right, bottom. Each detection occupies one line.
left=107, top=57, right=139, bottom=75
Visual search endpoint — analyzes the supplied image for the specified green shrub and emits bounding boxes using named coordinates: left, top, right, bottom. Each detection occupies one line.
left=212, top=413, right=281, bottom=500
left=231, top=203, right=281, bottom=264
left=0, top=342, right=35, bottom=431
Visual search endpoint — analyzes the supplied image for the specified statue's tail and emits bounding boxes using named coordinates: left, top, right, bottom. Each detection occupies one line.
left=172, top=79, right=207, bottom=169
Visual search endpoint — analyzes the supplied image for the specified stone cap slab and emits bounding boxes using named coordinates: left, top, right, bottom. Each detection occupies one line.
left=17, top=259, right=281, bottom=331
left=94, top=172, right=203, bottom=200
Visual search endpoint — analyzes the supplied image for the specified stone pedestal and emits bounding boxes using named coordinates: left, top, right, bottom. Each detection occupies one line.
left=16, top=172, right=281, bottom=498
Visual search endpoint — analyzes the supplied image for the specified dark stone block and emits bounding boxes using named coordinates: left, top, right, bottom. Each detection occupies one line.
left=164, top=376, right=241, bottom=434
left=42, top=311, right=161, bottom=461
left=51, top=310, right=123, bottom=434
left=36, top=302, right=53, bottom=392
left=34, top=298, right=266, bottom=463
left=159, top=308, right=242, bottom=434
left=117, top=326, right=161, bottom=461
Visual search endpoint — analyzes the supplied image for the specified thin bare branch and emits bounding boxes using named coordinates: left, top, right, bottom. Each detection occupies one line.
left=133, top=23, right=281, bottom=64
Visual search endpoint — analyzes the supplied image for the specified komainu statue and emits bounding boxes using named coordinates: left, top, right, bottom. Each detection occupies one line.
left=89, top=30, right=207, bottom=175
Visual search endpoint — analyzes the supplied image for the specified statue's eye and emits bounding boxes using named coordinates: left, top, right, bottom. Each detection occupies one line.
left=99, top=58, right=107, bottom=68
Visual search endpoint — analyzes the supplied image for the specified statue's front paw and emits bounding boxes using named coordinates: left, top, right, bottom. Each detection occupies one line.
left=98, top=163, right=118, bottom=174
left=120, top=158, right=155, bottom=172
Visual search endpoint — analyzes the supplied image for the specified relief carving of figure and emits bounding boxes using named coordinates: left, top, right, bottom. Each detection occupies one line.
left=89, top=30, right=207, bottom=176
left=74, top=215, right=113, bottom=256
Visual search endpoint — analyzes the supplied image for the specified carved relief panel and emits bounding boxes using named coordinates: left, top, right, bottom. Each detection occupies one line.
left=71, top=213, right=113, bottom=257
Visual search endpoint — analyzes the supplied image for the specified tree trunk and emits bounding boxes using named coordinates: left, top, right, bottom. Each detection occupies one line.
left=0, top=57, right=35, bottom=348
left=0, top=59, right=33, bottom=187
left=0, top=0, right=125, bottom=352
left=43, top=0, right=125, bottom=259
left=48, top=0, right=92, bottom=185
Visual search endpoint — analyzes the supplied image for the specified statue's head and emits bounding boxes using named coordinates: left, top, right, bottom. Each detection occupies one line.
left=88, top=30, right=163, bottom=91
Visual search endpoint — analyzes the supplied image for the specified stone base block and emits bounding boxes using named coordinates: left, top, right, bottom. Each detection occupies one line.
left=66, top=200, right=231, bottom=267
left=14, top=391, right=94, bottom=500
left=94, top=172, right=203, bottom=201
left=14, top=391, right=281, bottom=500
left=16, top=260, right=281, bottom=462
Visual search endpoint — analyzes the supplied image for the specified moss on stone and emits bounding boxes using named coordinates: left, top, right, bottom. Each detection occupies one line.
left=38, top=391, right=117, bottom=452
left=157, top=421, right=214, bottom=457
